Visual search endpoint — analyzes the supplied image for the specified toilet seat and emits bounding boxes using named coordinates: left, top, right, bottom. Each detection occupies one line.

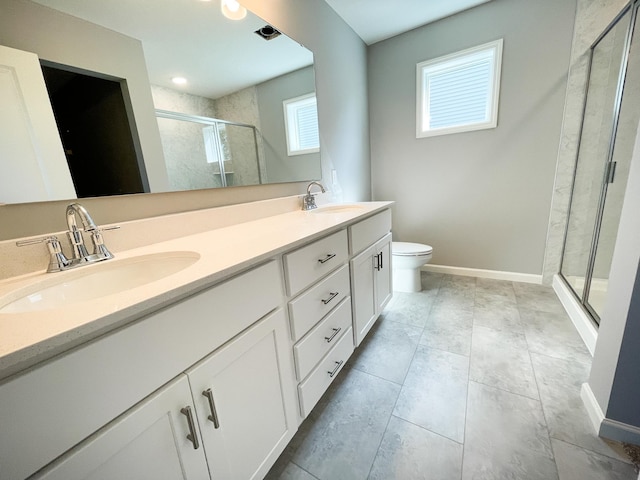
left=392, top=242, right=433, bottom=256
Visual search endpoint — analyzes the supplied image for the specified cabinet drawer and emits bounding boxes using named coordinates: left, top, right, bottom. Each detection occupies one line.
left=284, top=229, right=348, bottom=296
left=288, top=264, right=350, bottom=341
left=0, top=261, right=282, bottom=480
left=294, top=297, right=352, bottom=381
left=349, top=209, right=392, bottom=256
left=297, top=327, right=354, bottom=418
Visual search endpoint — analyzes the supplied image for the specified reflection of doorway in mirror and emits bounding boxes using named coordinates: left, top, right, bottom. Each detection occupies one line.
left=41, top=65, right=148, bottom=198
left=0, top=45, right=75, bottom=203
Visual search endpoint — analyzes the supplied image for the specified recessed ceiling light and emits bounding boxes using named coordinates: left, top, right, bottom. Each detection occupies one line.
left=172, top=77, right=187, bottom=85
left=221, top=0, right=247, bottom=20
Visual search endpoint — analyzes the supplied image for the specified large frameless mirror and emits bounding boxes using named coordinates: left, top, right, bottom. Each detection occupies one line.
left=0, top=0, right=321, bottom=204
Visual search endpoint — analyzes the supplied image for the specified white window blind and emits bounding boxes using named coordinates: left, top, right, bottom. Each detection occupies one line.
left=283, top=93, right=319, bottom=156
left=417, top=39, right=503, bottom=138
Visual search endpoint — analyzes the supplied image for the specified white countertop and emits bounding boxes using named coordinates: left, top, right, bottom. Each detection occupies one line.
left=0, top=201, right=392, bottom=380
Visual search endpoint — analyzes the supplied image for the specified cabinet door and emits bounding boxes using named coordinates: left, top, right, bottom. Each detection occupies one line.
left=350, top=243, right=377, bottom=347
left=34, top=376, right=210, bottom=480
left=187, top=309, right=297, bottom=480
left=375, top=233, right=393, bottom=313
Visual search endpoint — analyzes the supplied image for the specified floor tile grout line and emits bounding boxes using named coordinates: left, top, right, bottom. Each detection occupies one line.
left=289, top=460, right=321, bottom=480
left=518, top=278, right=561, bottom=474
left=388, top=413, right=466, bottom=446
left=350, top=364, right=405, bottom=387
left=550, top=436, right=636, bottom=465
left=365, top=273, right=446, bottom=479
left=458, top=277, right=477, bottom=479
left=364, top=403, right=395, bottom=479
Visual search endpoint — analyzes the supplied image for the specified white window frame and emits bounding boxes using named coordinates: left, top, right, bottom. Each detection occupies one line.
left=283, top=93, right=319, bottom=156
left=416, top=39, right=503, bottom=138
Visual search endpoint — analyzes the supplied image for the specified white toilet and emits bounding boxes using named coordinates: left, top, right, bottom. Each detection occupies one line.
left=392, top=242, right=433, bottom=292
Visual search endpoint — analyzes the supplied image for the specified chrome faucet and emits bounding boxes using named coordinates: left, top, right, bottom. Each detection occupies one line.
left=302, top=181, right=326, bottom=210
left=17, top=203, right=118, bottom=272
left=66, top=203, right=97, bottom=262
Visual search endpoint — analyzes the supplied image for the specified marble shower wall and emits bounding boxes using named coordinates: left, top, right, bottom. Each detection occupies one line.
left=212, top=86, right=265, bottom=185
left=151, top=85, right=261, bottom=190
left=542, top=0, right=630, bottom=284
left=152, top=85, right=223, bottom=191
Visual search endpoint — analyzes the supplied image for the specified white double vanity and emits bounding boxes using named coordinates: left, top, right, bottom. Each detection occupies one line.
left=0, top=199, right=393, bottom=480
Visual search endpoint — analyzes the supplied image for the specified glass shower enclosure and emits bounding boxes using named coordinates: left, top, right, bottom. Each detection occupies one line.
left=155, top=110, right=263, bottom=191
left=560, top=1, right=640, bottom=324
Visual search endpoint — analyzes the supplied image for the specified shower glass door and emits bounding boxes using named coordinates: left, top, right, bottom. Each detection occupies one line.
left=560, top=5, right=636, bottom=323
left=587, top=5, right=640, bottom=317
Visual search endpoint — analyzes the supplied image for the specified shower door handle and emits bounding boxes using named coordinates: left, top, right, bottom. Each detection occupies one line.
left=606, top=161, right=617, bottom=184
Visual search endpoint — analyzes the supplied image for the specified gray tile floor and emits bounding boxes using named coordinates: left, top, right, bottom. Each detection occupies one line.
left=267, top=273, right=638, bottom=480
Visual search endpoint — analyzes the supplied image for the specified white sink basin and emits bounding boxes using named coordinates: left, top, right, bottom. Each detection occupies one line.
left=0, top=251, right=200, bottom=314
left=311, top=204, right=365, bottom=214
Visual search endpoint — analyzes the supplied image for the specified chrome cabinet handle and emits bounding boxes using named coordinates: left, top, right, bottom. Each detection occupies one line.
left=180, top=406, right=200, bottom=450
left=321, top=292, right=339, bottom=305
left=318, top=253, right=336, bottom=264
left=373, top=253, right=380, bottom=271
left=328, top=360, right=344, bottom=378
left=202, top=388, right=220, bottom=429
left=324, top=327, right=342, bottom=343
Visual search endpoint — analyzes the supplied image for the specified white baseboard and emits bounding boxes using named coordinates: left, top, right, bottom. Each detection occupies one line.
left=421, top=264, right=542, bottom=284
left=581, top=383, right=605, bottom=435
left=553, top=274, right=597, bottom=355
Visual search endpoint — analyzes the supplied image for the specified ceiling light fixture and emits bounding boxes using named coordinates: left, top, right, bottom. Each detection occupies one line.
left=171, top=77, right=187, bottom=85
left=221, top=0, right=247, bottom=20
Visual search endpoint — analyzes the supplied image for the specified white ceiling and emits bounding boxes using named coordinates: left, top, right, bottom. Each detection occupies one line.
left=323, top=0, right=493, bottom=45
left=30, top=0, right=492, bottom=99
left=31, top=0, right=314, bottom=99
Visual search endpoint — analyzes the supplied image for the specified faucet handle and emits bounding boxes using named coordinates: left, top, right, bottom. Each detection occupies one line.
left=16, top=235, right=72, bottom=272
left=87, top=225, right=119, bottom=259
left=16, top=235, right=57, bottom=247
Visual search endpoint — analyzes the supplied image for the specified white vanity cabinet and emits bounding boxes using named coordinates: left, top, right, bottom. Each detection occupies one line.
left=34, top=375, right=210, bottom=480
left=0, top=261, right=289, bottom=480
left=284, top=230, right=354, bottom=419
left=349, top=211, right=393, bottom=346
left=186, top=309, right=297, bottom=480
left=0, top=203, right=395, bottom=480
left=35, top=310, right=297, bottom=480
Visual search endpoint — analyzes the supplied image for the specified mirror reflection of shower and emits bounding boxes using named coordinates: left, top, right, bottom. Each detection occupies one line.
left=560, top=3, right=640, bottom=323
left=155, top=110, right=263, bottom=190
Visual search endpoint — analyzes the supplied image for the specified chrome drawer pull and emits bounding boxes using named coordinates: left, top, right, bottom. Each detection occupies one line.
left=180, top=406, right=200, bottom=450
left=202, top=388, right=220, bottom=429
left=328, top=360, right=344, bottom=378
left=321, top=292, right=339, bottom=305
left=318, top=253, right=336, bottom=264
left=324, top=327, right=342, bottom=343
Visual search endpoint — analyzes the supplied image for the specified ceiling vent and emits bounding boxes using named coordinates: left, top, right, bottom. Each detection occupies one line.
left=254, top=25, right=281, bottom=41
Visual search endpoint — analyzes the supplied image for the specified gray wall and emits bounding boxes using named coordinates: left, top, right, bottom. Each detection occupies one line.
left=369, top=0, right=576, bottom=275
left=257, top=66, right=321, bottom=183
left=0, top=0, right=369, bottom=240
left=244, top=0, right=371, bottom=203
left=606, top=261, right=640, bottom=427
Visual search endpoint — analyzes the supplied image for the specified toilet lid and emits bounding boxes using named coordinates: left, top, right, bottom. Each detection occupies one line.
left=392, top=242, right=433, bottom=256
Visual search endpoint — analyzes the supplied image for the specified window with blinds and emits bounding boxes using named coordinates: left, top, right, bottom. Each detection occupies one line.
left=416, top=39, right=503, bottom=138
left=283, top=93, right=320, bottom=156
